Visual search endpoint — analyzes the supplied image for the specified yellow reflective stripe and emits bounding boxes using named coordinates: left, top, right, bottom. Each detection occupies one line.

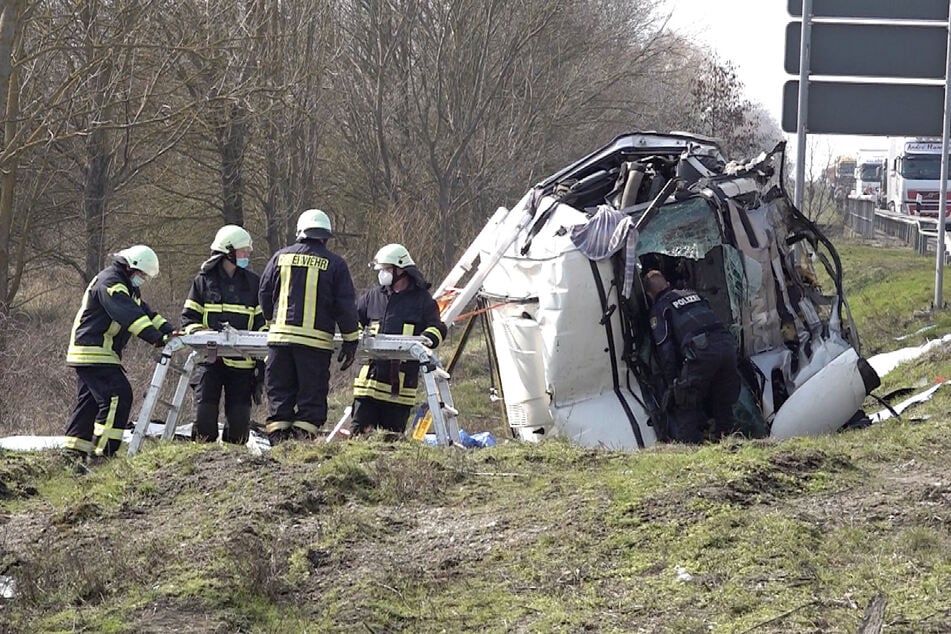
left=128, top=315, right=152, bottom=336
left=368, top=321, right=380, bottom=335
left=183, top=323, right=205, bottom=334
left=93, top=396, right=121, bottom=454
left=266, top=421, right=293, bottom=433
left=64, top=436, right=94, bottom=453
left=303, top=266, right=319, bottom=332
left=66, top=345, right=120, bottom=365
left=276, top=263, right=292, bottom=325
left=291, top=421, right=320, bottom=434
left=106, top=283, right=129, bottom=296
left=222, top=357, right=255, bottom=369
left=267, top=323, right=334, bottom=340
left=352, top=385, right=416, bottom=405
left=401, top=324, right=415, bottom=336
left=94, top=422, right=124, bottom=440
left=203, top=303, right=257, bottom=316
left=265, top=332, right=334, bottom=350
left=184, top=299, right=204, bottom=313
left=340, top=330, right=359, bottom=342
left=152, top=315, right=168, bottom=330
left=423, top=326, right=444, bottom=346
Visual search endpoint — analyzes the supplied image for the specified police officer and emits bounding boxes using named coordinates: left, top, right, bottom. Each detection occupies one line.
left=181, top=225, right=265, bottom=444
left=258, top=209, right=359, bottom=443
left=644, top=269, right=740, bottom=444
left=351, top=244, right=447, bottom=435
left=64, top=245, right=176, bottom=461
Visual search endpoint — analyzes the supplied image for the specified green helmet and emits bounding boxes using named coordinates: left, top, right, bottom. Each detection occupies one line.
left=210, top=225, right=253, bottom=253
left=296, top=209, right=333, bottom=240
left=371, top=243, right=415, bottom=269
left=115, top=245, right=160, bottom=277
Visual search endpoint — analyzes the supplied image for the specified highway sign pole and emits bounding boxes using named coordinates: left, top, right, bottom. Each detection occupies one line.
left=938, top=8, right=951, bottom=309
left=794, top=0, right=812, bottom=210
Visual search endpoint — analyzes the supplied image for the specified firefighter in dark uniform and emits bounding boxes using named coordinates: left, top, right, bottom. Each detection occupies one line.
left=258, top=209, right=360, bottom=443
left=351, top=244, right=448, bottom=435
left=181, top=225, right=265, bottom=444
left=64, top=245, right=176, bottom=460
left=644, top=269, right=740, bottom=444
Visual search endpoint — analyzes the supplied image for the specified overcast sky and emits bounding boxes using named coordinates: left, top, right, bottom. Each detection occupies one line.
left=665, top=0, right=889, bottom=165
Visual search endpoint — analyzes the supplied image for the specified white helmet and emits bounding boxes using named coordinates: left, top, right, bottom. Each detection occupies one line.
left=296, top=209, right=333, bottom=240
left=115, top=245, right=160, bottom=277
left=371, top=243, right=415, bottom=269
left=210, top=224, right=253, bottom=253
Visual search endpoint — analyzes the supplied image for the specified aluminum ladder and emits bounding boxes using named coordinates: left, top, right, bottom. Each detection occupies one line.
left=127, top=327, right=461, bottom=455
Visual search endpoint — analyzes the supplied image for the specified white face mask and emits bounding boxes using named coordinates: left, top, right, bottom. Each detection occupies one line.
left=131, top=274, right=146, bottom=288
left=378, top=269, right=393, bottom=287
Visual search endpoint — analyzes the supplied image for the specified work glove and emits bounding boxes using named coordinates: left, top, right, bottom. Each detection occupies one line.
left=337, top=340, right=358, bottom=371
left=251, top=361, right=265, bottom=405
left=421, top=331, right=439, bottom=349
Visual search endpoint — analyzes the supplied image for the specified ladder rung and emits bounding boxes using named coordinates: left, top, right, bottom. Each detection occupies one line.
left=157, top=398, right=179, bottom=410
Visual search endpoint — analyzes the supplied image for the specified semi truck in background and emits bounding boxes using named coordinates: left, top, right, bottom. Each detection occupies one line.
left=853, top=151, right=886, bottom=201
left=831, top=155, right=856, bottom=205
left=885, top=137, right=951, bottom=216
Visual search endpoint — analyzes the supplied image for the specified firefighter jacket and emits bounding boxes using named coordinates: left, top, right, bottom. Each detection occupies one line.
left=181, top=254, right=266, bottom=369
left=649, top=287, right=729, bottom=383
left=353, top=268, right=447, bottom=405
left=66, top=261, right=174, bottom=366
left=259, top=239, right=359, bottom=350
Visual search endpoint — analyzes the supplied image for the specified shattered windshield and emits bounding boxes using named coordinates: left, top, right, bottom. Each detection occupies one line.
left=635, top=197, right=721, bottom=259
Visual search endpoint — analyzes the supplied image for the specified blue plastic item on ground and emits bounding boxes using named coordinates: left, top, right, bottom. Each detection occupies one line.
left=422, top=429, right=497, bottom=448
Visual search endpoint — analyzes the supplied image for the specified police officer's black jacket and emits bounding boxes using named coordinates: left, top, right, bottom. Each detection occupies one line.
left=259, top=238, right=359, bottom=350
left=67, top=261, right=173, bottom=366
left=353, top=267, right=447, bottom=405
left=649, top=287, right=729, bottom=383
left=181, top=254, right=266, bottom=369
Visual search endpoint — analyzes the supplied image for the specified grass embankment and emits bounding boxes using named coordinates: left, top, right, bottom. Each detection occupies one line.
left=0, top=238, right=948, bottom=633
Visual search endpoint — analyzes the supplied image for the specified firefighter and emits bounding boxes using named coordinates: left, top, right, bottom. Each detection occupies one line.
left=350, top=244, right=447, bottom=435
left=643, top=269, right=740, bottom=444
left=258, top=209, right=359, bottom=443
left=64, top=245, right=176, bottom=461
left=181, top=225, right=265, bottom=444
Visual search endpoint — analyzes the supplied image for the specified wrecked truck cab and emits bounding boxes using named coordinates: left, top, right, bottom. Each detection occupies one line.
left=441, top=132, right=880, bottom=449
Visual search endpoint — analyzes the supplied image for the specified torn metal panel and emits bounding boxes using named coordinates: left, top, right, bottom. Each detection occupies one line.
left=440, top=132, right=879, bottom=448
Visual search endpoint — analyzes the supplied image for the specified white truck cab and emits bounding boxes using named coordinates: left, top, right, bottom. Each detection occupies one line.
left=886, top=138, right=950, bottom=216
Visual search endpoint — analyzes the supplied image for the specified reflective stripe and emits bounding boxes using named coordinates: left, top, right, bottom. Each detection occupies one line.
left=292, top=420, right=321, bottom=434
left=94, top=422, right=124, bottom=440
left=152, top=315, right=168, bottom=330
left=266, top=331, right=335, bottom=350
left=183, top=323, right=205, bottom=334
left=402, top=324, right=415, bottom=336
left=106, top=283, right=129, bottom=296
left=266, top=420, right=293, bottom=433
left=423, top=326, right=444, bottom=346
left=353, top=370, right=415, bottom=405
left=204, top=303, right=258, bottom=316
left=184, top=299, right=204, bottom=313
left=222, top=357, right=255, bottom=369
left=93, top=396, right=122, bottom=455
left=276, top=264, right=292, bottom=326
left=128, top=315, right=152, bottom=336
left=303, top=266, right=320, bottom=333
left=64, top=436, right=94, bottom=453
left=341, top=330, right=359, bottom=342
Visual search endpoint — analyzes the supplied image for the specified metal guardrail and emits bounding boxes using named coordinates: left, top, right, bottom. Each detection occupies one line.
left=844, top=196, right=950, bottom=260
